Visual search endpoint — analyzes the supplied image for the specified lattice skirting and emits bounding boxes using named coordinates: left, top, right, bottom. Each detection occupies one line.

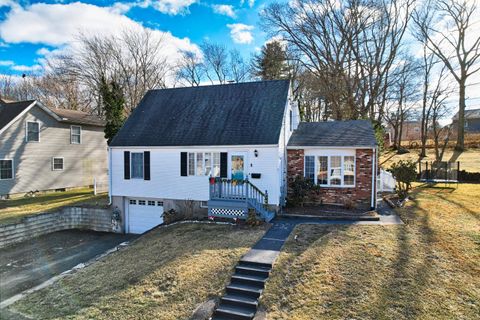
left=210, top=208, right=245, bottom=217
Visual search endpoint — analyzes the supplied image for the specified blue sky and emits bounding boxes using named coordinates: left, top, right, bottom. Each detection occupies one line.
left=0, top=0, right=275, bottom=75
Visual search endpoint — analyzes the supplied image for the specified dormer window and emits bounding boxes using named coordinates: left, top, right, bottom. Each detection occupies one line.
left=26, top=121, right=40, bottom=142
left=71, top=125, right=81, bottom=144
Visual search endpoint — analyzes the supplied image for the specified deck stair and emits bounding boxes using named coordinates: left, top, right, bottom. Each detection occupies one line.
left=211, top=261, right=272, bottom=320
left=208, top=178, right=275, bottom=222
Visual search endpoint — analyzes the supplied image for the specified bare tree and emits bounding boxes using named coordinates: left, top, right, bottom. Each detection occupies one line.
left=200, top=41, right=229, bottom=84
left=176, top=50, right=204, bottom=86
left=229, top=49, right=250, bottom=83
left=52, top=28, right=170, bottom=114
left=261, top=0, right=415, bottom=121
left=413, top=0, right=480, bottom=151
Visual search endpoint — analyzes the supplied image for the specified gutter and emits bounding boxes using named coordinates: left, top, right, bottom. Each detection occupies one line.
left=108, top=146, right=112, bottom=205
left=371, top=147, right=377, bottom=210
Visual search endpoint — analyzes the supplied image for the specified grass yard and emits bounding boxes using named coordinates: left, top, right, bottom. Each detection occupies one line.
left=8, top=223, right=266, bottom=320
left=380, top=148, right=480, bottom=173
left=260, top=183, right=480, bottom=320
left=0, top=188, right=108, bottom=225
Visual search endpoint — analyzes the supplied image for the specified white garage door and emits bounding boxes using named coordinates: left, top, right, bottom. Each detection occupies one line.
left=128, top=199, right=164, bottom=234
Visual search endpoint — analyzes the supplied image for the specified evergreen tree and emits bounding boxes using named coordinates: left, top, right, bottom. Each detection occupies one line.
left=252, top=41, right=289, bottom=80
left=100, top=78, right=125, bottom=145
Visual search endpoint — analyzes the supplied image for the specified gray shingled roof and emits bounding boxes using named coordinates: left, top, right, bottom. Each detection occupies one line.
left=288, top=120, right=377, bottom=147
left=50, top=108, right=106, bottom=127
left=452, top=108, right=480, bottom=120
left=110, top=80, right=290, bottom=147
left=0, top=100, right=35, bottom=130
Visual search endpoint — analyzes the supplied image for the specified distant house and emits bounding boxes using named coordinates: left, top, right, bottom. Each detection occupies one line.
left=388, top=121, right=422, bottom=145
left=452, top=108, right=480, bottom=133
left=0, top=100, right=108, bottom=197
left=109, top=80, right=378, bottom=234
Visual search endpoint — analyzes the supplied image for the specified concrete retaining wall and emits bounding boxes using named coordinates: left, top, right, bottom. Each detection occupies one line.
left=0, top=207, right=120, bottom=248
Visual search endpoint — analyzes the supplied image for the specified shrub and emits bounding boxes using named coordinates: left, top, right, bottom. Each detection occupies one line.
left=390, top=160, right=417, bottom=199
left=245, top=209, right=261, bottom=227
left=288, top=176, right=320, bottom=207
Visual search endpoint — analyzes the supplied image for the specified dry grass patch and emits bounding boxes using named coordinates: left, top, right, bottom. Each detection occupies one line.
left=9, top=223, right=266, bottom=320
left=380, top=148, right=480, bottom=173
left=261, top=184, right=480, bottom=320
left=0, top=188, right=108, bottom=225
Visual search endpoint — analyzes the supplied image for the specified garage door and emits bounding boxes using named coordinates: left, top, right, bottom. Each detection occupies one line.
left=128, top=199, right=164, bottom=234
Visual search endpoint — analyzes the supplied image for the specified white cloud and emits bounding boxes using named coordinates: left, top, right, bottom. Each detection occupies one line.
left=227, top=23, right=254, bottom=44
left=0, top=1, right=200, bottom=71
left=0, top=60, right=14, bottom=66
left=212, top=4, right=236, bottom=18
left=240, top=0, right=255, bottom=8
left=145, top=0, right=196, bottom=15
left=11, top=64, right=43, bottom=72
left=36, top=47, right=51, bottom=56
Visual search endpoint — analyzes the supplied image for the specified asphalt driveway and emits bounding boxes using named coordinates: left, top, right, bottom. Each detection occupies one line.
left=0, top=230, right=137, bottom=303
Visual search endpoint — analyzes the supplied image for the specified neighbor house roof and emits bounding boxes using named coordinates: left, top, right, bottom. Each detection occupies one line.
left=110, top=80, right=290, bottom=147
left=287, top=120, right=377, bottom=147
left=0, top=100, right=105, bottom=134
left=452, top=108, right=480, bottom=120
left=49, top=108, right=106, bottom=127
left=0, top=100, right=36, bottom=131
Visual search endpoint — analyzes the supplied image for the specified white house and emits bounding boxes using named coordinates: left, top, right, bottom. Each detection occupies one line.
left=109, top=80, right=378, bottom=234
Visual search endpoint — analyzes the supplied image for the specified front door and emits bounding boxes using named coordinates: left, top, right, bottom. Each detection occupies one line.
left=230, top=152, right=247, bottom=180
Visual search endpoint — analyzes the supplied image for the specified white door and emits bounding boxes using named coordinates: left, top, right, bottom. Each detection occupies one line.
left=229, top=152, right=248, bottom=180
left=128, top=199, right=164, bottom=234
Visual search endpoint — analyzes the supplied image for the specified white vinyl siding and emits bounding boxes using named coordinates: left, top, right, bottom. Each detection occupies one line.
left=71, top=125, right=81, bottom=144
left=0, top=160, right=13, bottom=180
left=26, top=121, right=40, bottom=142
left=52, top=157, right=64, bottom=171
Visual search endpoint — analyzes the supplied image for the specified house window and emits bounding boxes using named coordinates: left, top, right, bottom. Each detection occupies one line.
left=204, top=152, right=212, bottom=176
left=200, top=201, right=208, bottom=208
left=304, top=155, right=356, bottom=187
left=289, top=110, right=293, bottom=131
left=138, top=200, right=146, bottom=205
left=196, top=153, right=203, bottom=176
left=188, top=153, right=195, bottom=176
left=26, top=121, right=40, bottom=142
left=157, top=201, right=164, bottom=206
left=304, top=156, right=315, bottom=181
left=317, top=156, right=328, bottom=185
left=52, top=157, right=64, bottom=171
left=188, top=152, right=221, bottom=177
left=329, top=156, right=342, bottom=185
left=344, top=156, right=355, bottom=186
left=212, top=153, right=220, bottom=177
left=71, top=126, right=81, bottom=144
left=129, top=199, right=136, bottom=205
left=148, top=200, right=155, bottom=206
left=0, top=160, right=13, bottom=180
left=131, top=152, right=144, bottom=179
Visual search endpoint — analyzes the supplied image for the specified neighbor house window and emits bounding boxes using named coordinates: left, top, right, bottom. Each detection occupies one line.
left=131, top=152, right=144, bottom=179
left=26, top=121, right=40, bottom=142
left=52, top=157, right=64, bottom=171
left=0, top=160, right=13, bottom=180
left=71, top=125, right=81, bottom=144
left=187, top=152, right=221, bottom=177
left=305, top=155, right=356, bottom=187
left=289, top=110, right=293, bottom=131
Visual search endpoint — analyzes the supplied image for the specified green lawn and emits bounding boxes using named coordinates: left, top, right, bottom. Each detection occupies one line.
left=8, top=223, right=266, bottom=320
left=0, top=188, right=108, bottom=225
left=260, top=184, right=480, bottom=319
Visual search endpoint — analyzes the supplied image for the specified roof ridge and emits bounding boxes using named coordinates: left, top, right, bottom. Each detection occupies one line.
left=148, top=79, right=290, bottom=92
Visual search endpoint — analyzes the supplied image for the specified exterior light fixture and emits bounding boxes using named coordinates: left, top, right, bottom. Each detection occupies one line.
left=254, top=149, right=258, bottom=157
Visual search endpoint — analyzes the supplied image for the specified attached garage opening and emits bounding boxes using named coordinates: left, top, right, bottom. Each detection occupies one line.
left=127, top=198, right=164, bottom=234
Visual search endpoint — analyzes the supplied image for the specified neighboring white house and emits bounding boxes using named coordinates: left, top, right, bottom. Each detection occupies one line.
left=109, top=80, right=378, bottom=234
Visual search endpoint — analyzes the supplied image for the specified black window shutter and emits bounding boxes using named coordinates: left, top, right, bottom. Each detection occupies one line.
left=144, top=151, right=150, bottom=180
left=180, top=152, right=187, bottom=176
left=220, top=152, right=228, bottom=178
left=124, top=151, right=130, bottom=180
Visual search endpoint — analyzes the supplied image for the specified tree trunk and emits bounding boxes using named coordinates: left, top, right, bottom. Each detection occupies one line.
left=455, top=79, right=466, bottom=151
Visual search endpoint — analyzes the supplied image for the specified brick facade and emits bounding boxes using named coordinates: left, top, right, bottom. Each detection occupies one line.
left=287, top=149, right=375, bottom=210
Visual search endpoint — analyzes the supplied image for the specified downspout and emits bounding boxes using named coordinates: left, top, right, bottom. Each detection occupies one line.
left=371, top=147, right=376, bottom=210
left=108, top=146, right=112, bottom=205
